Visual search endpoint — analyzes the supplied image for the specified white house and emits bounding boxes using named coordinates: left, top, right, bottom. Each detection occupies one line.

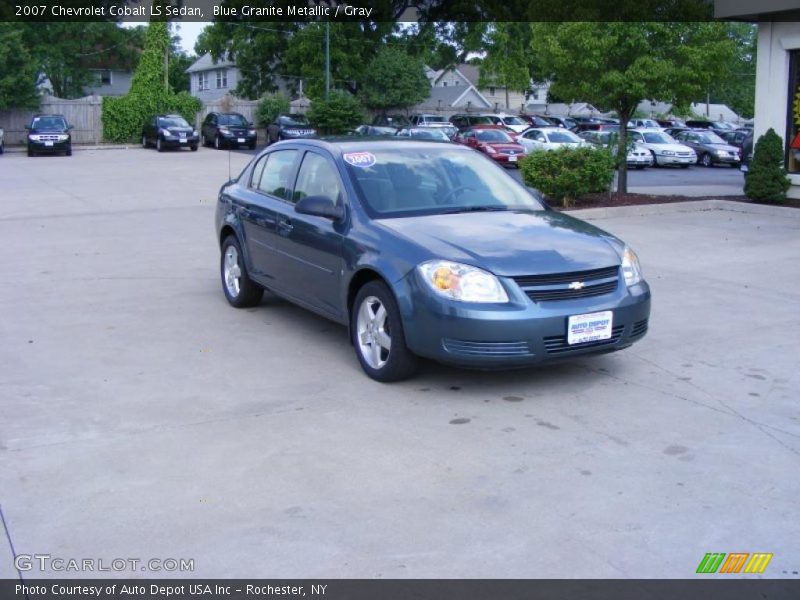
left=186, top=53, right=240, bottom=102
left=716, top=1, right=800, bottom=198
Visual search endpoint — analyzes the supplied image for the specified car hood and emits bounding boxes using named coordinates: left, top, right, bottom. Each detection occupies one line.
left=377, top=210, right=621, bottom=277
left=641, top=143, right=693, bottom=153
left=479, top=142, right=525, bottom=152
left=693, top=142, right=739, bottom=153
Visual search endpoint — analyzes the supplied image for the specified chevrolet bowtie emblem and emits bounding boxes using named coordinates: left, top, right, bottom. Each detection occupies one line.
left=568, top=281, right=585, bottom=290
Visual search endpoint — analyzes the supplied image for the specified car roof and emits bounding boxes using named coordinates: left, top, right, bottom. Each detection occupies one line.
left=269, top=138, right=469, bottom=153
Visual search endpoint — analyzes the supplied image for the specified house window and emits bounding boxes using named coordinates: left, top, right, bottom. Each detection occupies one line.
left=443, top=82, right=447, bottom=87
left=216, top=69, right=228, bottom=89
left=453, top=80, right=459, bottom=85
left=787, top=49, right=800, bottom=173
left=533, top=90, right=539, bottom=100
left=489, top=86, right=496, bottom=96
left=198, top=73, right=208, bottom=91
left=100, top=70, right=112, bottom=86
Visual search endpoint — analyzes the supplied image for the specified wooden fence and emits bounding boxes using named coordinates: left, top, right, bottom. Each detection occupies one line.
left=0, top=95, right=103, bottom=145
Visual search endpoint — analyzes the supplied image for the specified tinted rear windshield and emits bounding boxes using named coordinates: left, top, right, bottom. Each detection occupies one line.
left=344, top=147, right=545, bottom=218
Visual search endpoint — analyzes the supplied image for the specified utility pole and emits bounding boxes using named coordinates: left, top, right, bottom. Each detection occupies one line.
left=325, top=21, right=330, bottom=100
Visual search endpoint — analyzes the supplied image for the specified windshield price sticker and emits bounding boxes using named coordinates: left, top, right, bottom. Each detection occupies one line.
left=343, top=152, right=376, bottom=168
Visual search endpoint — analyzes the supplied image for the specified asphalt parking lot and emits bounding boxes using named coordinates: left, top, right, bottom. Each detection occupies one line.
left=1, top=147, right=798, bottom=579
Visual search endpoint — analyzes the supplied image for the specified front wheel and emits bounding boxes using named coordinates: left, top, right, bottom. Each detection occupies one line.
left=351, top=281, right=417, bottom=382
left=141, top=135, right=148, bottom=148
left=156, top=137, right=164, bottom=152
left=220, top=236, right=263, bottom=308
left=190, top=145, right=198, bottom=152
left=214, top=135, right=222, bottom=150
left=701, top=153, right=712, bottom=167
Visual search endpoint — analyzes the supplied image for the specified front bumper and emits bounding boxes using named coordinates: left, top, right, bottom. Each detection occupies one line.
left=28, top=140, right=70, bottom=153
left=487, top=153, right=525, bottom=166
left=712, top=154, right=740, bottom=165
left=627, top=155, right=654, bottom=167
left=221, top=132, right=256, bottom=146
left=161, top=135, right=199, bottom=148
left=657, top=154, right=695, bottom=165
left=398, top=273, right=651, bottom=368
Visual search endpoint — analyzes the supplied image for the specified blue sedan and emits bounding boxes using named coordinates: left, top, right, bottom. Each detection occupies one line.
left=215, top=139, right=651, bottom=381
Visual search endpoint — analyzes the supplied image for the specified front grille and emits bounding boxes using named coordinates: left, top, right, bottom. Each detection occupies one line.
left=37, top=134, right=61, bottom=141
left=630, top=319, right=649, bottom=338
left=442, top=339, right=532, bottom=357
left=513, top=266, right=619, bottom=302
left=500, top=149, right=520, bottom=155
left=677, top=152, right=693, bottom=157
left=543, top=325, right=624, bottom=354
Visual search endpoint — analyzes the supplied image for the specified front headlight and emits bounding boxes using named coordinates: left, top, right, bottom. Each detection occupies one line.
left=418, top=260, right=509, bottom=303
left=192, top=130, right=198, bottom=136
left=160, top=128, right=172, bottom=137
left=716, top=150, right=728, bottom=156
left=660, top=150, right=676, bottom=156
left=621, top=246, right=643, bottom=287
left=248, top=129, right=256, bottom=135
left=28, top=134, right=40, bottom=141
left=485, top=146, right=497, bottom=154
left=57, top=134, right=69, bottom=141
left=219, top=127, right=230, bottom=134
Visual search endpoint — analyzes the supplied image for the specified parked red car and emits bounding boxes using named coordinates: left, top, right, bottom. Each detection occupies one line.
left=455, top=126, right=526, bottom=167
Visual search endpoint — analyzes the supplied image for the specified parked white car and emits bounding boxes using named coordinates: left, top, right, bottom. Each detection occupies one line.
left=628, top=129, right=696, bottom=167
left=481, top=113, right=531, bottom=134
left=577, top=130, right=654, bottom=168
left=517, top=127, right=590, bottom=152
left=628, top=118, right=662, bottom=130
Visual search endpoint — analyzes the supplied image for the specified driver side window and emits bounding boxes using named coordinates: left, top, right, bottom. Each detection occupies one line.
left=292, top=152, right=342, bottom=204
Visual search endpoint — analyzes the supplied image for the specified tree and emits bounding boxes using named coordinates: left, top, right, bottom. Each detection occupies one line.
left=478, top=23, right=534, bottom=110
left=0, top=23, right=39, bottom=110
left=531, top=22, right=737, bottom=193
left=307, top=91, right=365, bottom=135
left=744, top=129, right=792, bottom=203
left=361, top=46, right=430, bottom=112
left=256, top=94, right=290, bottom=126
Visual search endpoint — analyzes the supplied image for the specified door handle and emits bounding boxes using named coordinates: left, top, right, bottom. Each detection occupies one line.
left=277, top=219, right=294, bottom=235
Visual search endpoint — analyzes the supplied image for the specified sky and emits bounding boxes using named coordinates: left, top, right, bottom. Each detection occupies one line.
left=122, top=21, right=210, bottom=55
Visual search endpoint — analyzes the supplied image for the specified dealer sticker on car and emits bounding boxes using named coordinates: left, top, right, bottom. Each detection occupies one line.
left=568, top=311, right=613, bottom=345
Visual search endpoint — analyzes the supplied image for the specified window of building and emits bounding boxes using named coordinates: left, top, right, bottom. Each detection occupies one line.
left=442, top=82, right=447, bottom=87
left=100, top=70, right=112, bottom=86
left=489, top=86, right=496, bottom=96
left=216, top=69, right=228, bottom=89
left=198, top=73, right=208, bottom=91
left=787, top=49, right=800, bottom=173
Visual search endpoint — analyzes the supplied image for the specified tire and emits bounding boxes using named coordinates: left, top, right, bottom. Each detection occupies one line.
left=220, top=235, right=263, bottom=308
left=214, top=135, right=222, bottom=150
left=650, top=151, right=658, bottom=167
left=141, top=135, right=148, bottom=149
left=0, top=142, right=4, bottom=155
left=156, top=137, right=164, bottom=153
left=679, top=164, right=690, bottom=168
left=65, top=146, right=72, bottom=156
left=201, top=134, right=207, bottom=147
left=351, top=280, right=417, bottom=382
left=248, top=140, right=256, bottom=150
left=190, top=145, right=198, bottom=152
left=701, top=153, right=712, bottom=167
left=27, top=147, right=33, bottom=157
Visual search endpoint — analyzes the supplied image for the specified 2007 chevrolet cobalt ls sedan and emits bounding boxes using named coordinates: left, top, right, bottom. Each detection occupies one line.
left=215, top=139, right=651, bottom=381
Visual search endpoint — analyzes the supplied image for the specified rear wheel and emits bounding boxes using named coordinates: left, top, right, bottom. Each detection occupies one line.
left=156, top=137, right=164, bottom=153
left=220, top=236, right=263, bottom=308
left=701, top=152, right=712, bottom=167
left=248, top=140, right=257, bottom=150
left=351, top=281, right=417, bottom=382
left=141, top=135, right=148, bottom=148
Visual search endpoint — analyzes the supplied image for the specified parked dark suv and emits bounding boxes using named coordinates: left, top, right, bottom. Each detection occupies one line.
left=201, top=112, right=257, bottom=150
left=267, top=114, right=317, bottom=144
left=141, top=114, right=199, bottom=152
left=26, top=114, right=72, bottom=157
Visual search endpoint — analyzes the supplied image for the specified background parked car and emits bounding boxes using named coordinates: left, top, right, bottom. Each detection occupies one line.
left=0, top=127, right=4, bottom=154
left=480, top=113, right=531, bottom=133
left=740, top=129, right=754, bottom=172
left=372, top=114, right=411, bottom=128
left=627, top=129, right=696, bottom=167
left=449, top=114, right=496, bottom=131
left=141, top=114, right=198, bottom=152
left=267, top=114, right=317, bottom=144
left=546, top=116, right=579, bottom=130
left=454, top=126, right=526, bottom=167
left=519, top=114, right=556, bottom=127
left=517, top=127, right=589, bottom=152
left=578, top=130, right=653, bottom=169
left=572, top=122, right=620, bottom=134
left=353, top=125, right=399, bottom=137
left=656, top=118, right=686, bottom=128
left=718, top=130, right=748, bottom=149
left=395, top=127, right=452, bottom=141
left=201, top=112, right=256, bottom=150
left=671, top=129, right=741, bottom=167
left=409, top=114, right=451, bottom=127
left=26, top=114, right=72, bottom=157
left=684, top=119, right=735, bottom=132
left=628, top=118, right=662, bottom=129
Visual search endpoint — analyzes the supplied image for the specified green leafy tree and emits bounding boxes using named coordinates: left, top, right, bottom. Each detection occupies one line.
left=256, top=94, right=290, bottom=126
left=361, top=46, right=430, bottom=112
left=478, top=23, right=534, bottom=110
left=530, top=22, right=738, bottom=193
left=519, top=147, right=616, bottom=207
left=0, top=24, right=39, bottom=110
left=744, top=129, right=792, bottom=203
left=307, top=91, right=365, bottom=135
left=102, top=22, right=201, bottom=142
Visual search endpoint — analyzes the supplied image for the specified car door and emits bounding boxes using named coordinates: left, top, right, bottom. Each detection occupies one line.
left=235, top=149, right=300, bottom=286
left=268, top=150, right=347, bottom=319
left=520, top=129, right=544, bottom=151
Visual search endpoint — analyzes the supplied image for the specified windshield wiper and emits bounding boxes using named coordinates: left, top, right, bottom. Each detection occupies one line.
left=441, top=205, right=509, bottom=214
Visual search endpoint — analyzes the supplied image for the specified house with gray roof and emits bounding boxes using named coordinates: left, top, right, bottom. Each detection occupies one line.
left=186, top=53, right=240, bottom=102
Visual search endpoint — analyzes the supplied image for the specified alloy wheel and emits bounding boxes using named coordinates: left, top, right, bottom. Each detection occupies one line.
left=356, top=296, right=392, bottom=370
left=223, top=245, right=242, bottom=298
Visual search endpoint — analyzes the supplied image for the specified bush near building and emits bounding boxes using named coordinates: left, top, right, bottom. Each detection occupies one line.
left=744, top=128, right=792, bottom=203
left=256, top=94, right=290, bottom=127
left=307, top=91, right=365, bottom=135
left=519, top=147, right=616, bottom=207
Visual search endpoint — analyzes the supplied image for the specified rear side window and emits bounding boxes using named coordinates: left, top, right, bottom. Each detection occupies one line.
left=292, top=152, right=342, bottom=204
left=253, top=150, right=298, bottom=200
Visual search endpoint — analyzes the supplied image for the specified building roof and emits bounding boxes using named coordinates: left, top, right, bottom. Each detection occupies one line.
left=714, top=0, right=800, bottom=21
left=186, top=53, right=236, bottom=74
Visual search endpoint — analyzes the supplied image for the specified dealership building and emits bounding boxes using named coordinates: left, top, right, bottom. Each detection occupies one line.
left=716, top=1, right=800, bottom=198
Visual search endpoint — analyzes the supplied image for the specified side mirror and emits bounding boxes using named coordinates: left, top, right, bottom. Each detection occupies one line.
left=295, top=195, right=344, bottom=221
left=24, top=125, right=31, bottom=130
left=67, top=125, right=74, bottom=131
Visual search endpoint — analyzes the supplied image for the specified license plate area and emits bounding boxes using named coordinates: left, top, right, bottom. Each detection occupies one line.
left=237, top=138, right=246, bottom=143
left=567, top=311, right=613, bottom=345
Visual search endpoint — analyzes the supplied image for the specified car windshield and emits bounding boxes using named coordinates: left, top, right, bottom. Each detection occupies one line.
left=696, top=132, right=726, bottom=144
left=531, top=116, right=552, bottom=126
left=280, top=115, right=310, bottom=126
left=642, top=132, right=673, bottom=144
left=468, top=116, right=495, bottom=125
left=218, top=114, right=248, bottom=126
left=502, top=116, right=528, bottom=125
left=31, top=116, right=67, bottom=129
left=421, top=116, right=447, bottom=123
left=546, top=130, right=581, bottom=143
left=475, top=129, right=513, bottom=142
left=158, top=117, right=190, bottom=128
left=345, top=148, right=545, bottom=218
left=409, top=129, right=450, bottom=141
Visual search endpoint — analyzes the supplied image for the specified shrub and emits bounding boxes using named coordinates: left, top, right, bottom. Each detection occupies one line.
left=307, top=90, right=365, bottom=135
left=519, top=147, right=616, bottom=207
left=101, top=22, right=201, bottom=142
left=256, top=94, right=290, bottom=126
left=744, top=128, right=791, bottom=203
